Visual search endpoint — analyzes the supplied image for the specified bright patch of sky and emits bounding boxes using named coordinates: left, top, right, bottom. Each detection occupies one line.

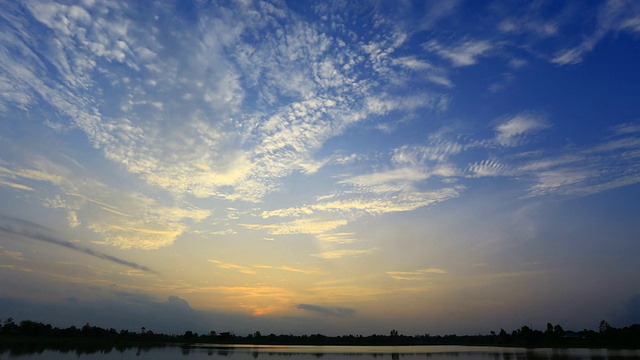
left=1, top=0, right=640, bottom=335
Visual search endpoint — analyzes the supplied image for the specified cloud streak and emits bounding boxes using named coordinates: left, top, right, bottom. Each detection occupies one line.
left=296, top=304, right=356, bottom=317
left=0, top=215, right=155, bottom=273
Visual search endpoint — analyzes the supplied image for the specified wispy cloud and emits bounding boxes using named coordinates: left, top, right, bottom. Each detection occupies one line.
left=421, top=268, right=447, bottom=274
left=552, top=0, right=640, bottom=65
left=296, top=303, right=356, bottom=317
left=424, top=39, right=493, bottom=67
left=315, top=233, right=357, bottom=244
left=0, top=180, right=33, bottom=191
left=311, top=248, right=377, bottom=259
left=0, top=216, right=155, bottom=273
left=312, top=188, right=462, bottom=215
left=240, top=218, right=348, bottom=235
left=387, top=267, right=447, bottom=280
left=208, top=260, right=256, bottom=275
left=207, top=261, right=321, bottom=276
left=0, top=245, right=24, bottom=261
left=494, top=112, right=550, bottom=147
left=490, top=122, right=640, bottom=197
left=466, top=159, right=511, bottom=178
left=418, top=0, right=461, bottom=30
left=496, top=0, right=561, bottom=39
left=254, top=265, right=321, bottom=275
left=0, top=165, right=63, bottom=189
left=3, top=0, right=452, bottom=206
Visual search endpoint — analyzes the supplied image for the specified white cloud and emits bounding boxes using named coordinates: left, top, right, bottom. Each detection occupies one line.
left=315, top=233, right=357, bottom=244
left=313, top=187, right=462, bottom=216
left=0, top=246, right=25, bottom=261
left=610, top=122, right=640, bottom=136
left=311, top=248, right=376, bottom=259
left=418, top=0, right=461, bottom=30
left=552, top=0, right=640, bottom=65
left=393, top=142, right=465, bottom=164
left=495, top=112, right=550, bottom=146
left=241, top=218, right=348, bottom=236
left=2, top=0, right=455, bottom=207
left=391, top=56, right=453, bottom=88
left=67, top=211, right=81, bottom=228
left=387, top=267, right=447, bottom=280
left=424, top=39, right=493, bottom=67
left=527, top=170, right=592, bottom=197
left=512, top=125, right=640, bottom=197
left=341, top=167, right=432, bottom=193
left=466, top=159, right=511, bottom=178
left=261, top=207, right=314, bottom=219
left=254, top=265, right=321, bottom=275
left=208, top=260, right=256, bottom=275
left=0, top=180, right=34, bottom=191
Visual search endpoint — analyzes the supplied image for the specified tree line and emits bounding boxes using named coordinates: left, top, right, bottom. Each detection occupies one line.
left=1, top=317, right=639, bottom=348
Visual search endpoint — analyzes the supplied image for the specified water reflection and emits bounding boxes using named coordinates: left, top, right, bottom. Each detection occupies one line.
left=0, top=342, right=165, bottom=357
left=1, top=344, right=640, bottom=359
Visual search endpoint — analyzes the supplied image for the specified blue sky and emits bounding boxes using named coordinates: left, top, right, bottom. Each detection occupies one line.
left=1, top=0, right=640, bottom=336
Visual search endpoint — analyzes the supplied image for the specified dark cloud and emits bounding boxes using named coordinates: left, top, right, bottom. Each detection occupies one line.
left=296, top=304, right=356, bottom=317
left=0, top=294, right=202, bottom=334
left=0, top=293, right=317, bottom=335
left=0, top=215, right=155, bottom=273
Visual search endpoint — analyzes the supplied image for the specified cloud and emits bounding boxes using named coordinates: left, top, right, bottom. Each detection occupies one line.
left=0, top=165, right=63, bottom=189
left=552, top=0, right=640, bottom=65
left=420, top=268, right=447, bottom=274
left=0, top=215, right=155, bottom=273
left=2, top=0, right=453, bottom=205
left=208, top=260, right=256, bottom=275
left=0, top=180, right=34, bottom=191
left=312, top=188, right=462, bottom=215
left=466, top=159, right=511, bottom=178
left=387, top=267, right=447, bottom=280
left=315, top=233, right=357, bottom=244
left=418, top=0, right=461, bottom=30
left=0, top=245, right=24, bottom=261
left=0, top=293, right=274, bottom=335
left=495, top=112, right=550, bottom=146
left=261, top=207, right=314, bottom=219
left=67, top=211, right=81, bottom=228
left=498, top=122, right=640, bottom=197
left=496, top=0, right=560, bottom=39
left=610, top=122, right=640, bottom=136
left=341, top=167, right=432, bottom=192
left=391, top=56, right=453, bottom=88
left=311, top=248, right=377, bottom=259
left=241, top=218, right=348, bottom=235
left=243, top=138, right=466, bottom=245
left=296, top=303, right=356, bottom=317
left=424, top=39, right=493, bottom=67
left=87, top=221, right=185, bottom=250
left=254, top=265, right=321, bottom=275
left=528, top=170, right=592, bottom=195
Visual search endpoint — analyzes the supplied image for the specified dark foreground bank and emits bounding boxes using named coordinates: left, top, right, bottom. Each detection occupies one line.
left=1, top=317, right=639, bottom=349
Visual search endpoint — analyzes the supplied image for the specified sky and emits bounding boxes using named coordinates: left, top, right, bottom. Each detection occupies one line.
left=1, top=0, right=640, bottom=336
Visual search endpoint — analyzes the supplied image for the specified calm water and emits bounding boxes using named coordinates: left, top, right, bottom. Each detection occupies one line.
left=1, top=345, right=640, bottom=360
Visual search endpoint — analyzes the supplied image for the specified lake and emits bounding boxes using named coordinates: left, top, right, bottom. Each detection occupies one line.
left=2, top=344, right=640, bottom=359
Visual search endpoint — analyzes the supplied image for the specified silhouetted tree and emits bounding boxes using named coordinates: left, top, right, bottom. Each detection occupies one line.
left=553, top=324, right=564, bottom=338
left=546, top=323, right=554, bottom=335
